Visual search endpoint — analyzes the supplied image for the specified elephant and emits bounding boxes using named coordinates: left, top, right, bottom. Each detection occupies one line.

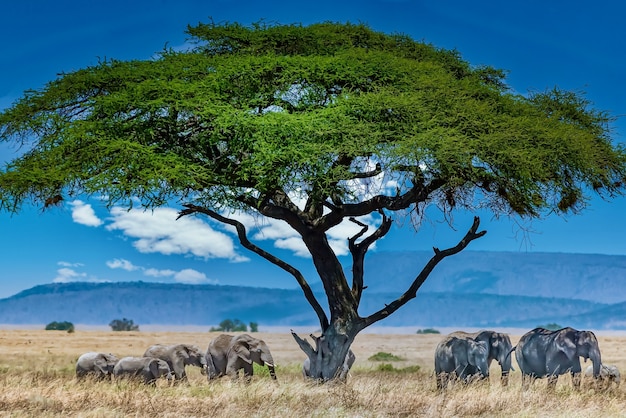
left=514, top=327, right=602, bottom=389
left=584, top=364, right=620, bottom=389
left=434, top=336, right=489, bottom=389
left=206, top=334, right=276, bottom=381
left=449, top=330, right=514, bottom=386
left=302, top=349, right=355, bottom=381
left=143, top=343, right=207, bottom=381
left=113, top=356, right=174, bottom=385
left=75, top=352, right=119, bottom=380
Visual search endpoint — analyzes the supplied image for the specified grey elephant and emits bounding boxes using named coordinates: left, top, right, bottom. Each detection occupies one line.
left=75, top=352, right=119, bottom=380
left=449, top=330, right=514, bottom=386
left=434, top=336, right=489, bottom=389
left=206, top=334, right=276, bottom=381
left=113, top=356, right=174, bottom=385
left=302, top=349, right=355, bottom=381
left=515, top=327, right=602, bottom=389
left=584, top=364, right=620, bottom=389
left=143, top=343, right=207, bottom=381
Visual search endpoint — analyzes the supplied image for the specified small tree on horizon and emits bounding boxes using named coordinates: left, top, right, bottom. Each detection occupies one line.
left=109, top=318, right=139, bottom=332
left=210, top=318, right=248, bottom=332
left=1, top=22, right=625, bottom=381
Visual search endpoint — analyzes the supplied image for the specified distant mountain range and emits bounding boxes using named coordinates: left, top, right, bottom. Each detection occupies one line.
left=2, top=251, right=626, bottom=330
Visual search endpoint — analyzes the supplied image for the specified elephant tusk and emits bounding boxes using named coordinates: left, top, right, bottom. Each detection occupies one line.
left=265, top=363, right=274, bottom=368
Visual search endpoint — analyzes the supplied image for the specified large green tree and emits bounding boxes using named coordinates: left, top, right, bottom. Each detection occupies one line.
left=1, top=22, right=625, bottom=381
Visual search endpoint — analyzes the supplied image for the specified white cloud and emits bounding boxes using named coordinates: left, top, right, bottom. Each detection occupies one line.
left=143, top=268, right=176, bottom=277
left=53, top=267, right=87, bottom=283
left=106, top=207, right=248, bottom=261
left=69, top=200, right=103, bottom=227
left=106, top=258, right=140, bottom=271
left=58, top=261, right=84, bottom=268
left=173, top=268, right=217, bottom=284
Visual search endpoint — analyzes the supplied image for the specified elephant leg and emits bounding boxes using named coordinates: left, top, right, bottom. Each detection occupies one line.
left=521, top=374, right=533, bottom=391
left=501, top=371, right=509, bottom=387
left=436, top=372, right=447, bottom=390
left=547, top=374, right=558, bottom=390
left=242, top=363, right=253, bottom=383
left=571, top=372, right=581, bottom=389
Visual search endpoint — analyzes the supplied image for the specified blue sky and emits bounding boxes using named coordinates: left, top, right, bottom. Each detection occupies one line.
left=0, top=0, right=625, bottom=299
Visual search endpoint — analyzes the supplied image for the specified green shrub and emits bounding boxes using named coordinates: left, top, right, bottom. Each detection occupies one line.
left=45, top=321, right=75, bottom=333
left=109, top=318, right=139, bottom=331
left=376, top=363, right=420, bottom=373
left=416, top=328, right=440, bottom=334
left=368, top=352, right=405, bottom=362
left=210, top=319, right=248, bottom=332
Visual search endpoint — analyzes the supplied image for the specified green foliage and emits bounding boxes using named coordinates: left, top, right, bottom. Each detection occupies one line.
left=368, top=352, right=405, bottom=362
left=1, top=21, right=623, bottom=219
left=539, top=323, right=563, bottom=331
left=376, top=363, right=420, bottom=373
left=210, top=319, right=248, bottom=332
left=109, top=318, right=139, bottom=332
left=416, top=328, right=440, bottom=334
left=249, top=322, right=259, bottom=332
left=45, top=321, right=74, bottom=333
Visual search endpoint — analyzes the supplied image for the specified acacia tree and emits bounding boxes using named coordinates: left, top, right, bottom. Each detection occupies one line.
left=1, top=22, right=625, bottom=381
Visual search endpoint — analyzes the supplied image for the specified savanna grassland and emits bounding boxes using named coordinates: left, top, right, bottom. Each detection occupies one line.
left=0, top=329, right=625, bottom=417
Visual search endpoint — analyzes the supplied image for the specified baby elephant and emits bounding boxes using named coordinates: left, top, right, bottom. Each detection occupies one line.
left=584, top=364, right=620, bottom=388
left=76, top=352, right=119, bottom=380
left=143, top=344, right=207, bottom=381
left=113, top=356, right=174, bottom=385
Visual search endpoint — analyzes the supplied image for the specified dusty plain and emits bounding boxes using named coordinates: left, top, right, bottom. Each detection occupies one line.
left=0, top=327, right=625, bottom=417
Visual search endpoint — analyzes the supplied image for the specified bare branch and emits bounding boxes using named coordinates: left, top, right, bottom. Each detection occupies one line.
left=360, top=216, right=486, bottom=329
left=178, top=204, right=329, bottom=329
left=349, top=210, right=393, bottom=305
left=290, top=330, right=316, bottom=358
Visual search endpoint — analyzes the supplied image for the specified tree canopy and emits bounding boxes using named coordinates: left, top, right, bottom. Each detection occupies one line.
left=1, top=21, right=625, bottom=380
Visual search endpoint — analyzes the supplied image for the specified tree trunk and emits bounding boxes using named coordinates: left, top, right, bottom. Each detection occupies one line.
left=292, top=319, right=361, bottom=382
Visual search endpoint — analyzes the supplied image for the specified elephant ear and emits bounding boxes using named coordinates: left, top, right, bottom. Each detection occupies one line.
left=176, top=346, right=190, bottom=360
left=233, top=342, right=252, bottom=364
left=94, top=355, right=108, bottom=374
left=148, top=359, right=159, bottom=377
left=555, top=331, right=578, bottom=361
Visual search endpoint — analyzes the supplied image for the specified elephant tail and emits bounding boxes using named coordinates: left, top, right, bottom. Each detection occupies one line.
left=504, top=346, right=516, bottom=371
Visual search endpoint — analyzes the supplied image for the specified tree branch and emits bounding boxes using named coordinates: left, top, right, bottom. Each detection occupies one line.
left=360, top=216, right=486, bottom=329
left=290, top=330, right=316, bottom=358
left=348, top=210, right=393, bottom=305
left=178, top=204, right=329, bottom=329
left=315, top=177, right=446, bottom=231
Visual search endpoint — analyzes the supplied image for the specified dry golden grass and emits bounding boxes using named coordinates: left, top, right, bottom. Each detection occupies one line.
left=0, top=329, right=625, bottom=417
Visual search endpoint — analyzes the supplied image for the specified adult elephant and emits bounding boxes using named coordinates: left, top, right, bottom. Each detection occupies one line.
left=143, top=344, right=207, bottom=381
left=303, top=349, right=355, bottom=381
left=449, top=330, right=514, bottom=386
left=515, top=327, right=602, bottom=389
left=206, top=334, right=276, bottom=381
left=434, top=336, right=489, bottom=389
left=75, top=352, right=119, bottom=380
left=113, top=356, right=174, bottom=385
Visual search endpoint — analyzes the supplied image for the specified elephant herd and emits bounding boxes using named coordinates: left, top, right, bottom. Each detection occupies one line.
left=435, top=326, right=620, bottom=390
left=75, top=334, right=277, bottom=385
left=74, top=326, right=621, bottom=389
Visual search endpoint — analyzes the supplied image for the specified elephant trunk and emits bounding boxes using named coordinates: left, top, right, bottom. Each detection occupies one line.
left=590, top=348, right=602, bottom=378
left=261, top=352, right=277, bottom=380
left=268, top=363, right=277, bottom=380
